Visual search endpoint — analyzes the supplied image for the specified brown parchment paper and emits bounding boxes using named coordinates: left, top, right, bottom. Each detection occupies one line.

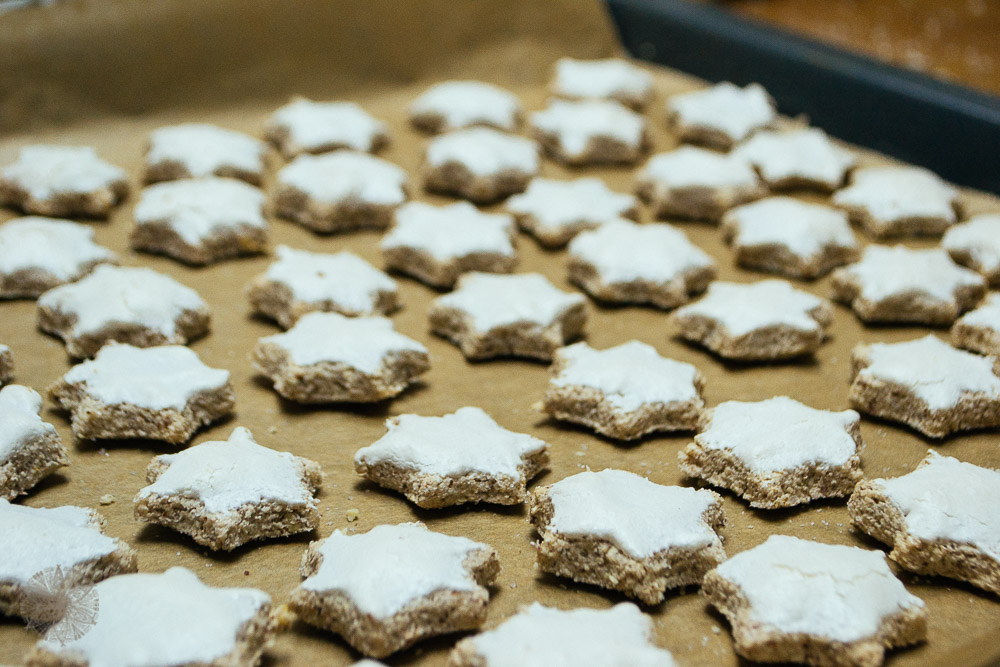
left=1, top=1, right=999, bottom=665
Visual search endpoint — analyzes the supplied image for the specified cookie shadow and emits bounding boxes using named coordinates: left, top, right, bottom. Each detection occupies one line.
left=133, top=523, right=318, bottom=561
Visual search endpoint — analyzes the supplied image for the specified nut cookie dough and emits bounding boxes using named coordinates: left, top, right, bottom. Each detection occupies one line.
left=666, top=81, right=776, bottom=150
left=942, top=213, right=1000, bottom=285
left=422, top=127, right=539, bottom=204
left=408, top=80, right=522, bottom=134
left=265, top=97, right=389, bottom=157
left=529, top=99, right=649, bottom=166
left=0, top=385, right=69, bottom=501
left=952, top=292, right=1000, bottom=356
left=143, top=122, right=268, bottom=185
left=551, top=57, right=654, bottom=109
left=0, top=345, right=10, bottom=385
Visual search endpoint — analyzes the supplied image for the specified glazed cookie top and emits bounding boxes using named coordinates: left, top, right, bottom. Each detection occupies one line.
left=409, top=80, right=521, bottom=132
left=552, top=341, right=701, bottom=412
left=136, top=427, right=317, bottom=513
left=529, top=99, right=646, bottom=157
left=276, top=151, right=407, bottom=206
left=959, top=292, right=1000, bottom=330
left=833, top=166, right=958, bottom=224
left=35, top=567, right=270, bottom=665
left=551, top=58, right=654, bottom=104
left=262, top=245, right=397, bottom=313
left=425, top=127, right=539, bottom=177
left=674, top=279, right=827, bottom=336
left=835, top=245, right=984, bottom=303
left=506, top=177, right=636, bottom=232
left=638, top=146, right=759, bottom=189
left=266, top=98, right=388, bottom=155
left=667, top=82, right=776, bottom=144
left=855, top=335, right=1000, bottom=410
left=733, top=127, right=856, bottom=188
left=60, top=343, right=230, bottom=411
left=0, top=216, right=117, bottom=281
left=38, top=265, right=207, bottom=338
left=434, top=272, right=585, bottom=332
left=545, top=469, right=721, bottom=559
left=0, top=145, right=126, bottom=200
left=696, top=397, right=860, bottom=473
left=381, top=201, right=515, bottom=260
left=0, top=385, right=57, bottom=462
left=724, top=197, right=857, bottom=257
left=943, top=214, right=1000, bottom=276
left=258, top=311, right=426, bottom=371
left=299, top=522, right=491, bottom=618
left=712, top=535, right=924, bottom=643
left=134, top=178, right=267, bottom=244
left=146, top=123, right=267, bottom=179
left=355, top=406, right=547, bottom=479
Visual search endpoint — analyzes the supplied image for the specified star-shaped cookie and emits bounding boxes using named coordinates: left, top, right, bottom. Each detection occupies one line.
left=408, top=80, right=522, bottom=133
left=666, top=82, right=776, bottom=150
left=423, top=127, right=540, bottom=203
left=551, top=57, right=654, bottom=109
left=635, top=146, right=766, bottom=221
left=543, top=340, right=706, bottom=440
left=568, top=219, right=716, bottom=309
left=680, top=396, right=863, bottom=509
left=253, top=311, right=429, bottom=404
left=134, top=426, right=322, bottom=550
left=849, top=334, right=1000, bottom=438
left=849, top=450, right=1000, bottom=595
left=265, top=97, right=389, bottom=157
left=429, top=272, right=586, bottom=361
left=246, top=245, right=399, bottom=328
left=530, top=469, right=725, bottom=604
left=290, top=522, right=499, bottom=658
left=673, top=279, right=833, bottom=360
left=0, top=145, right=128, bottom=218
left=272, top=151, right=409, bottom=233
left=450, top=603, right=677, bottom=666
left=0, top=216, right=117, bottom=299
left=733, top=127, right=856, bottom=191
left=832, top=165, right=960, bottom=238
left=831, top=245, right=985, bottom=325
left=48, top=342, right=234, bottom=444
left=132, top=177, right=268, bottom=266
left=37, top=264, right=211, bottom=359
left=703, top=535, right=926, bottom=667
left=942, top=213, right=1000, bottom=285
left=26, top=567, right=277, bottom=667
left=380, top=201, right=517, bottom=289
left=529, top=99, right=648, bottom=166
left=354, top=406, right=549, bottom=508
left=722, top=197, right=859, bottom=279
left=0, top=384, right=69, bottom=500
left=952, top=292, right=1000, bottom=356
left=0, top=500, right=137, bottom=620
left=506, top=177, right=639, bottom=248
left=143, top=123, right=269, bottom=185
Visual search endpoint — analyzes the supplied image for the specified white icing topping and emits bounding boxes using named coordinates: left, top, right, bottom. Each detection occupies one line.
left=838, top=245, right=984, bottom=303
left=733, top=128, right=856, bottom=188
left=943, top=214, right=1000, bottom=277
left=275, top=151, right=407, bottom=206
left=0, top=385, right=57, bottom=464
left=267, top=99, right=387, bottom=153
left=381, top=201, right=515, bottom=261
left=37, top=567, right=270, bottom=667
left=697, top=396, right=859, bottom=474
left=433, top=272, right=585, bottom=332
left=725, top=197, right=857, bottom=258
left=638, top=146, right=759, bottom=189
left=299, top=522, right=488, bottom=618
left=136, top=427, right=316, bottom=513
left=529, top=99, right=646, bottom=158
left=463, top=602, right=676, bottom=666
left=568, top=219, right=714, bottom=285
left=0, top=216, right=116, bottom=281
left=957, top=292, right=1000, bottom=332
left=713, top=535, right=924, bottom=643
left=354, top=406, right=546, bottom=479
left=674, top=279, right=826, bottom=336
left=262, top=245, right=397, bottom=314
left=553, top=341, right=700, bottom=412
left=0, top=500, right=119, bottom=583
left=146, top=123, right=266, bottom=178
left=37, top=265, right=207, bottom=338
left=259, top=311, right=426, bottom=371
left=877, top=451, right=1000, bottom=561
left=425, top=127, right=539, bottom=177
left=667, top=82, right=775, bottom=143
left=553, top=58, right=654, bottom=102
left=546, top=469, right=720, bottom=559
left=409, top=80, right=521, bottom=132
left=61, top=343, right=229, bottom=411
left=833, top=166, right=958, bottom=224
left=134, top=178, right=266, bottom=245
left=506, top=177, right=636, bottom=235
left=857, top=335, right=1000, bottom=410
left=0, top=145, right=126, bottom=200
